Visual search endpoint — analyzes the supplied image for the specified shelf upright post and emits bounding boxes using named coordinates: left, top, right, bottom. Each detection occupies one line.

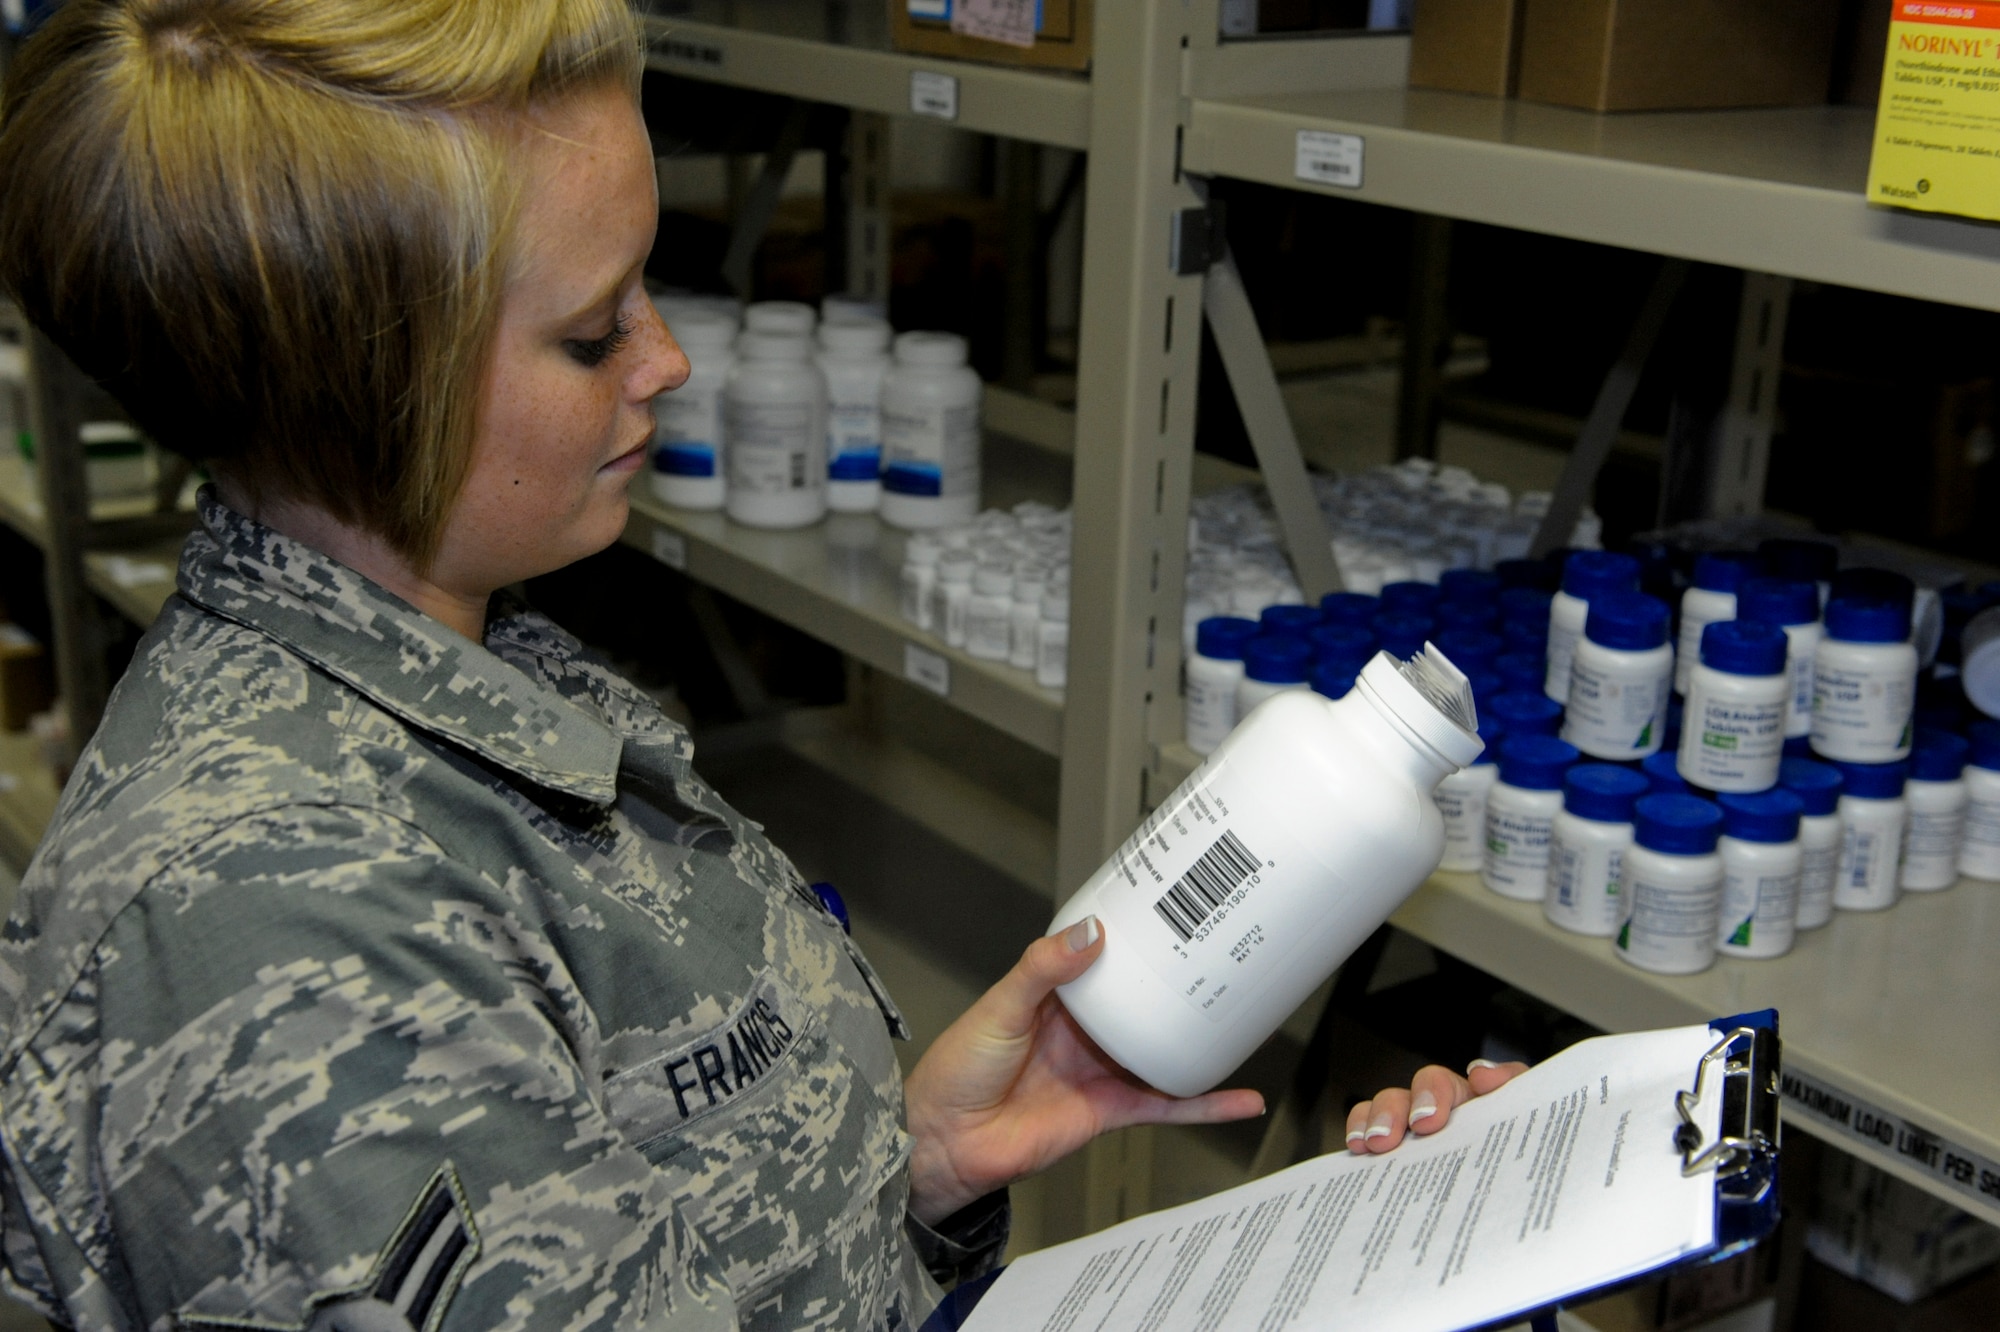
left=1059, top=0, right=1209, bottom=1236
left=1702, top=272, right=1792, bottom=520
left=843, top=112, right=893, bottom=307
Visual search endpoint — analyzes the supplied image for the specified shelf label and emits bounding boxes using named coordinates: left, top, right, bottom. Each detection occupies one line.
left=904, top=642, right=951, bottom=697
left=650, top=528, right=689, bottom=571
left=1782, top=1066, right=2000, bottom=1223
left=651, top=37, right=726, bottom=74
left=1295, top=130, right=1364, bottom=190
left=952, top=0, right=1038, bottom=48
left=910, top=71, right=960, bottom=121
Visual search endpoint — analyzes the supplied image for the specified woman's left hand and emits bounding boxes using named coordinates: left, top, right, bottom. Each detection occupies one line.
left=903, top=916, right=1265, bottom=1225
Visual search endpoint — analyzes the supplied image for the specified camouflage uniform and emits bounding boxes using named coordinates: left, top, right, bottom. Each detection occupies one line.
left=0, top=491, right=1006, bottom=1331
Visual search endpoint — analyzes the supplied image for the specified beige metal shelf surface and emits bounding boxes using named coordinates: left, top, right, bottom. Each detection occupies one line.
left=1184, top=90, right=2000, bottom=314
left=640, top=4, right=1090, bottom=151
left=0, top=728, right=58, bottom=873
left=0, top=453, right=184, bottom=629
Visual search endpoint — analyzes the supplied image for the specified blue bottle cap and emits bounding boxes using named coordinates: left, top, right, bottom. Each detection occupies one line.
left=1495, top=558, right=1557, bottom=591
left=1498, top=735, right=1580, bottom=791
left=1308, top=623, right=1378, bottom=669
left=1910, top=731, right=1970, bottom=782
left=1824, top=596, right=1912, bottom=645
left=1241, top=634, right=1312, bottom=685
left=1195, top=616, right=1260, bottom=662
left=1831, top=567, right=1916, bottom=612
left=1716, top=789, right=1804, bottom=845
left=1464, top=669, right=1502, bottom=703
left=1759, top=538, right=1838, bottom=584
left=1372, top=612, right=1436, bottom=660
left=1560, top=551, right=1641, bottom=602
left=1380, top=581, right=1442, bottom=614
left=1633, top=794, right=1724, bottom=856
left=1691, top=551, right=1762, bottom=595
left=1970, top=720, right=2000, bottom=773
left=1563, top=764, right=1649, bottom=823
left=1736, top=577, right=1818, bottom=629
left=1583, top=592, right=1671, bottom=652
left=1310, top=659, right=1358, bottom=701
left=1433, top=628, right=1504, bottom=672
left=1320, top=591, right=1381, bottom=628
left=1699, top=620, right=1788, bottom=677
left=1499, top=586, right=1553, bottom=625
left=1436, top=599, right=1501, bottom=632
left=1470, top=716, right=1505, bottom=766
left=1783, top=734, right=1815, bottom=759
left=1778, top=758, right=1843, bottom=816
left=1642, top=750, right=1691, bottom=795
left=1488, top=690, right=1563, bottom=737
left=1495, top=652, right=1546, bottom=694
left=1260, top=604, right=1322, bottom=636
left=1439, top=569, right=1502, bottom=603
left=1832, top=758, right=1908, bottom=801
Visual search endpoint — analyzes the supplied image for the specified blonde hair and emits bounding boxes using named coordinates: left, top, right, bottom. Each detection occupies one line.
left=0, top=0, right=643, bottom=568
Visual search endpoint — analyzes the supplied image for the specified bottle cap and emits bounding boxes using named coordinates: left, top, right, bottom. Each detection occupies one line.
left=1380, top=581, right=1442, bottom=614
left=1372, top=612, right=1436, bottom=660
left=1699, top=620, right=1787, bottom=677
left=1736, top=577, right=1819, bottom=629
left=743, top=299, right=817, bottom=335
left=817, top=318, right=892, bottom=353
left=1308, top=623, right=1378, bottom=669
left=1195, top=616, right=1259, bottom=661
left=1690, top=551, right=1761, bottom=595
left=1439, top=569, right=1502, bottom=603
left=1717, top=789, right=1804, bottom=844
left=1499, top=586, right=1553, bottom=624
left=1783, top=734, right=1814, bottom=758
left=1633, top=794, right=1724, bottom=855
left=822, top=293, right=888, bottom=323
left=1583, top=592, right=1670, bottom=652
left=1564, top=764, right=1649, bottom=823
left=1833, top=758, right=1908, bottom=801
left=1495, top=652, right=1546, bottom=694
left=1432, top=628, right=1504, bottom=672
left=1470, top=716, right=1505, bottom=766
left=1260, top=604, right=1322, bottom=636
left=1311, top=659, right=1358, bottom=701
left=1488, top=690, right=1563, bottom=737
left=1759, top=538, right=1839, bottom=585
left=1495, top=558, right=1557, bottom=591
left=1642, top=750, right=1691, bottom=795
left=905, top=533, right=942, bottom=564
left=1831, top=567, right=1916, bottom=611
left=1778, top=758, right=1843, bottom=816
left=1970, top=720, right=2000, bottom=773
left=737, top=330, right=812, bottom=361
left=1320, top=591, right=1381, bottom=627
left=1560, top=551, right=1641, bottom=601
left=938, top=549, right=977, bottom=580
left=893, top=330, right=970, bottom=366
left=666, top=308, right=738, bottom=347
left=1242, top=634, right=1312, bottom=685
left=1910, top=730, right=1970, bottom=782
left=1498, top=734, right=1580, bottom=791
left=1824, top=596, right=1912, bottom=645
left=1354, top=645, right=1486, bottom=769
left=1436, top=600, right=1500, bottom=632
left=973, top=563, right=1012, bottom=596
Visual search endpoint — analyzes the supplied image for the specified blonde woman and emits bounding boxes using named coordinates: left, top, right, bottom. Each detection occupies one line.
left=0, top=3, right=1513, bottom=1329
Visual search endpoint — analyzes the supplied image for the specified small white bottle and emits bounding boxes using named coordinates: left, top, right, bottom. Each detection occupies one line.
left=1562, top=591, right=1672, bottom=761
left=1035, top=582, right=1069, bottom=689
left=1678, top=620, right=1789, bottom=793
left=1047, top=648, right=1483, bottom=1096
left=1435, top=718, right=1504, bottom=873
left=1009, top=566, right=1047, bottom=670
left=1902, top=732, right=1969, bottom=892
left=880, top=332, right=982, bottom=530
left=1780, top=758, right=1846, bottom=930
left=1482, top=735, right=1580, bottom=902
left=965, top=562, right=1015, bottom=661
left=1832, top=759, right=1909, bottom=912
left=1544, top=551, right=1639, bottom=704
left=1236, top=636, right=1313, bottom=716
left=1736, top=577, right=1823, bottom=741
left=1812, top=598, right=1919, bottom=763
left=1960, top=722, right=2000, bottom=881
left=1186, top=617, right=1260, bottom=756
left=929, top=549, right=976, bottom=648
left=743, top=299, right=817, bottom=337
left=1544, top=764, right=1649, bottom=936
left=818, top=318, right=893, bottom=514
left=1715, top=789, right=1805, bottom=960
left=1615, top=794, right=1726, bottom=976
left=650, top=309, right=737, bottom=510
left=1675, top=551, right=1761, bottom=697
left=899, top=534, right=943, bottom=631
left=724, top=332, right=827, bottom=530
left=821, top=293, right=887, bottom=325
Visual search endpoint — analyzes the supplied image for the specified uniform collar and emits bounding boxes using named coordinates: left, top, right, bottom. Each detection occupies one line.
left=176, top=487, right=623, bottom=805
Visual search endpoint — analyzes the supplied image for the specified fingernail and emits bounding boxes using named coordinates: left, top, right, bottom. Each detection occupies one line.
left=1345, top=1129, right=1366, bottom=1144
left=1365, top=1114, right=1392, bottom=1139
left=1065, top=916, right=1101, bottom=952
left=1467, top=1058, right=1500, bottom=1074
left=1409, top=1091, right=1438, bottom=1123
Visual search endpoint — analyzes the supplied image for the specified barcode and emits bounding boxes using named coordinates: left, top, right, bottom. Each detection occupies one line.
left=1152, top=830, right=1262, bottom=943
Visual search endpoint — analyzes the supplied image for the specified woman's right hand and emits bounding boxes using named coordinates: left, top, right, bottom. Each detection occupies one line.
left=1344, top=1058, right=1528, bottom=1154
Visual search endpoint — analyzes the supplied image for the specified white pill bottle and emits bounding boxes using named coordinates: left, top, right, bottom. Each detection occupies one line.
left=1616, top=794, right=1725, bottom=976
left=1811, top=597, right=1918, bottom=763
left=1048, top=648, right=1482, bottom=1097
left=1481, top=734, right=1580, bottom=902
left=817, top=318, right=893, bottom=513
left=1714, top=789, right=1805, bottom=960
left=1186, top=616, right=1260, bottom=756
left=650, top=309, right=737, bottom=510
left=1544, top=763, right=1649, bottom=937
left=1779, top=758, right=1845, bottom=929
left=1902, top=732, right=1969, bottom=892
left=1736, top=577, right=1822, bottom=742
left=1544, top=551, right=1639, bottom=705
left=1831, top=758, right=1909, bottom=912
left=1960, top=721, right=2000, bottom=881
left=1675, top=551, right=1761, bottom=697
left=1562, top=590, right=1672, bottom=761
left=724, top=332, right=827, bottom=529
left=1678, top=620, right=1789, bottom=793
left=880, top=332, right=982, bottom=530
left=1434, top=717, right=1505, bottom=873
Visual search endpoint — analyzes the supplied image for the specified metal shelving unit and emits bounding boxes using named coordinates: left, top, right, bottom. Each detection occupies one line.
left=0, top=452, right=185, bottom=631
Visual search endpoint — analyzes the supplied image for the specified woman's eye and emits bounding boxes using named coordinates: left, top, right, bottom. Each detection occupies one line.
left=566, top=313, right=634, bottom=368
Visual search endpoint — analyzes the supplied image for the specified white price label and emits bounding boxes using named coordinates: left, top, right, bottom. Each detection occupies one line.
left=650, top=528, right=689, bottom=571
left=951, top=0, right=1037, bottom=48
left=910, top=70, right=960, bottom=121
left=1294, top=130, right=1365, bottom=190
left=904, top=642, right=951, bottom=696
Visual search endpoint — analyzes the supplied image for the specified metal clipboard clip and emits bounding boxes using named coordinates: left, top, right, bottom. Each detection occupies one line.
left=1672, top=1026, right=1781, bottom=1206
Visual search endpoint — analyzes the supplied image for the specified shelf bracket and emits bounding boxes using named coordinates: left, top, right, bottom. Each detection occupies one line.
left=1702, top=273, right=1793, bottom=520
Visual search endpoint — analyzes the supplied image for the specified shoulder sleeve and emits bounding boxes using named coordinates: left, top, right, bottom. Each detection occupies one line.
left=88, top=803, right=739, bottom=1332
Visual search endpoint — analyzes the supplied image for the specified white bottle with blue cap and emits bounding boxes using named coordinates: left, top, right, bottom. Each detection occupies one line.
left=1435, top=717, right=1504, bottom=872
left=1960, top=722, right=2000, bottom=881
left=1562, top=591, right=1672, bottom=761
left=1544, top=551, right=1640, bottom=705
left=1780, top=758, right=1846, bottom=929
left=1235, top=635, right=1312, bottom=716
left=1675, top=551, right=1761, bottom=696
left=1616, top=794, right=1726, bottom=975
left=1186, top=616, right=1259, bottom=756
left=1715, top=789, right=1806, bottom=960
left=1737, top=577, right=1823, bottom=741
left=651, top=309, right=736, bottom=510
left=1832, top=758, right=1909, bottom=912
left=1545, top=764, right=1650, bottom=936
left=1902, top=732, right=1969, bottom=892
left=1481, top=734, right=1581, bottom=902
left=1678, top=620, right=1790, bottom=793
left=1812, top=597, right=1918, bottom=763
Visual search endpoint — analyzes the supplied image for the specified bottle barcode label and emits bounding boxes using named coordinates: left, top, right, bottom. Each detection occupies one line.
left=1152, top=830, right=1262, bottom=942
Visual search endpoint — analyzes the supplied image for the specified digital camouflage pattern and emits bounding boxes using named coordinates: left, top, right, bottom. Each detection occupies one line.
left=0, top=490, right=1003, bottom=1331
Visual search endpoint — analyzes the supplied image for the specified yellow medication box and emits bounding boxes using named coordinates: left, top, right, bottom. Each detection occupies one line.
left=1870, top=3, right=2000, bottom=220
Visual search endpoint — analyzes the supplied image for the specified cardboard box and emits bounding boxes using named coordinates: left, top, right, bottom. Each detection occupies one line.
left=0, top=623, right=52, bottom=734
left=889, top=0, right=1093, bottom=73
left=1409, top=0, right=1527, bottom=97
left=1867, top=2, right=2000, bottom=222
left=1518, top=0, right=1842, bottom=112
left=1807, top=1151, right=2000, bottom=1303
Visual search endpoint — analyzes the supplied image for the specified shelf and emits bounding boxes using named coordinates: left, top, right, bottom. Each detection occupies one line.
left=1185, top=91, right=2000, bottom=314
left=0, top=453, right=186, bottom=629
left=0, top=728, right=58, bottom=874
left=639, top=5, right=1091, bottom=151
